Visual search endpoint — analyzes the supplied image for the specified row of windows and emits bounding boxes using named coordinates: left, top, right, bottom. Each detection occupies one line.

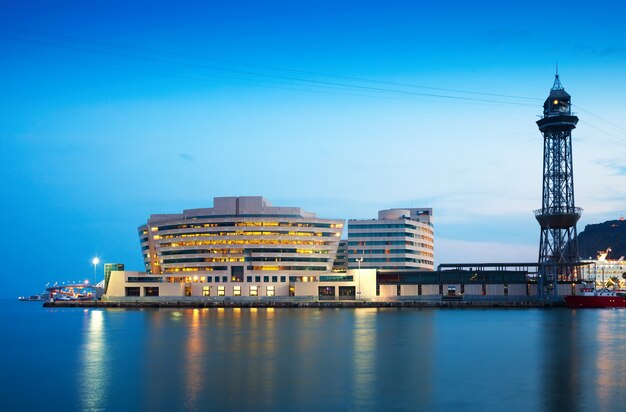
left=162, top=265, right=328, bottom=272
left=157, top=221, right=341, bottom=231
left=348, top=257, right=434, bottom=264
left=202, top=285, right=277, bottom=297
left=348, top=224, right=424, bottom=230
left=157, top=239, right=334, bottom=247
left=162, top=257, right=331, bottom=264
left=160, top=248, right=331, bottom=256
left=156, top=230, right=339, bottom=239
left=349, top=249, right=432, bottom=256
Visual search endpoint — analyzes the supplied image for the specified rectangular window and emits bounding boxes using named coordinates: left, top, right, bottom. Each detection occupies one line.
left=125, top=287, right=140, bottom=297
left=280, top=276, right=286, bottom=283
left=272, top=276, right=278, bottom=282
left=202, top=286, right=211, bottom=296
left=250, top=286, right=258, bottom=297
left=144, top=287, right=159, bottom=297
left=266, top=286, right=275, bottom=297
left=218, top=286, right=225, bottom=296
left=263, top=276, right=269, bottom=282
left=255, top=276, right=261, bottom=282
left=207, top=276, right=212, bottom=283
left=247, top=276, right=252, bottom=282
left=233, top=286, right=241, bottom=296
left=222, top=276, right=228, bottom=283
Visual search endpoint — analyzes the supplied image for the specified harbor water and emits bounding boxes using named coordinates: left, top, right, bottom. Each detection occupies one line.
left=2, top=299, right=626, bottom=411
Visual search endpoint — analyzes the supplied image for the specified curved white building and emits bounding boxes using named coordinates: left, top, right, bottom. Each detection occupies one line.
left=135, top=196, right=343, bottom=296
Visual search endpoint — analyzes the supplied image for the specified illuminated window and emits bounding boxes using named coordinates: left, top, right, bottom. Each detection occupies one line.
left=234, top=286, right=241, bottom=296
left=250, top=286, right=258, bottom=296
left=218, top=286, right=225, bottom=296
left=266, top=286, right=275, bottom=297
left=202, top=286, right=211, bottom=296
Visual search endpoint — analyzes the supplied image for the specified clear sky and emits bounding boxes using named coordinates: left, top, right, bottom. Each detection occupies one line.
left=2, top=1, right=626, bottom=297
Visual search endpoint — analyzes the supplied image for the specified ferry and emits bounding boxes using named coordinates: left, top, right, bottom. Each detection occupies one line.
left=564, top=287, right=626, bottom=308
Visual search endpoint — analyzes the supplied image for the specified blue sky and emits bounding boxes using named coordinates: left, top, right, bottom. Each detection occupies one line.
left=2, top=1, right=626, bottom=297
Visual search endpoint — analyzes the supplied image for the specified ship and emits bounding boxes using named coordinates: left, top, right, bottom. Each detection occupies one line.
left=564, top=287, right=626, bottom=308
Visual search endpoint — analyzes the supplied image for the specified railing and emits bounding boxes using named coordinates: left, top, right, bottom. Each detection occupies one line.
left=533, top=206, right=583, bottom=216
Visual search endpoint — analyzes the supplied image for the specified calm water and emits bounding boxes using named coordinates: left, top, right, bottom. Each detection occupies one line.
left=2, top=300, right=626, bottom=411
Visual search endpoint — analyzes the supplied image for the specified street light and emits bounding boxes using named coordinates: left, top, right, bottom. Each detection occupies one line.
left=92, top=257, right=100, bottom=284
left=356, top=257, right=363, bottom=300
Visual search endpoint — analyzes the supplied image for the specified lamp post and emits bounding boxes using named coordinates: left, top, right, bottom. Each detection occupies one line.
left=356, top=257, right=363, bottom=300
left=92, top=257, right=100, bottom=285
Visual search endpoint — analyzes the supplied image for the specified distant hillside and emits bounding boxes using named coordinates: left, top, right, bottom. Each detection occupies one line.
left=577, top=219, right=626, bottom=260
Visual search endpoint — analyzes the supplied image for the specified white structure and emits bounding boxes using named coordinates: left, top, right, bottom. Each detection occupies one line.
left=348, top=208, right=434, bottom=271
left=117, top=196, right=345, bottom=297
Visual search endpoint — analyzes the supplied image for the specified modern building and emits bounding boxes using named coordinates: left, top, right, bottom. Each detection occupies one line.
left=126, top=196, right=344, bottom=297
left=332, top=240, right=348, bottom=271
left=347, top=208, right=434, bottom=271
left=103, top=263, right=124, bottom=293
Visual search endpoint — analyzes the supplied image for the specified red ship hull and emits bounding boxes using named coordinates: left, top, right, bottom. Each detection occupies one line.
left=565, top=295, right=626, bottom=308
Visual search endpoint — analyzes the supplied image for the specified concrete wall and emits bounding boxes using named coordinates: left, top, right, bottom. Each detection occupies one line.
left=379, top=285, right=397, bottom=297
left=401, top=285, right=418, bottom=296
left=508, top=284, right=527, bottom=296
left=421, top=285, right=439, bottom=295
left=486, top=284, right=504, bottom=296
left=464, top=284, right=482, bottom=295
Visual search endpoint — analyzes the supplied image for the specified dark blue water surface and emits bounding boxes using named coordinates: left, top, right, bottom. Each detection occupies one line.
left=2, top=299, right=626, bottom=411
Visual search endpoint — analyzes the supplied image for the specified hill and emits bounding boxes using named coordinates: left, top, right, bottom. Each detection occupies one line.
left=577, top=219, right=626, bottom=260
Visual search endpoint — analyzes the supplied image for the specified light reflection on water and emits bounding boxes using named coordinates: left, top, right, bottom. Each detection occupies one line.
left=6, top=303, right=626, bottom=411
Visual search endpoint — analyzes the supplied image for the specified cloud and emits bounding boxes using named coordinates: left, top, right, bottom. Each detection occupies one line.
left=595, top=158, right=626, bottom=175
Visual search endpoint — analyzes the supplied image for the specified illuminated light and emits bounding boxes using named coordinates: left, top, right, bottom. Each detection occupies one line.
left=151, top=227, right=158, bottom=232
left=553, top=99, right=559, bottom=105
left=92, top=257, right=100, bottom=265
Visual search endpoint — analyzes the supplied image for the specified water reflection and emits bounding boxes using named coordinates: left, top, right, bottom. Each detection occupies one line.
left=184, top=309, right=204, bottom=409
left=80, top=310, right=106, bottom=411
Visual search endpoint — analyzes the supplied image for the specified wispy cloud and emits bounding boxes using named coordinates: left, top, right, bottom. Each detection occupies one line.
left=595, top=158, right=626, bottom=175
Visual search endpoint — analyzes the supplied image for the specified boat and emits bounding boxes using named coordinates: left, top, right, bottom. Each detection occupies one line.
left=18, top=293, right=49, bottom=302
left=564, top=287, right=626, bottom=308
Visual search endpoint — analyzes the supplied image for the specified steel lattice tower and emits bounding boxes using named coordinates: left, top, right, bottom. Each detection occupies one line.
left=534, top=73, right=582, bottom=295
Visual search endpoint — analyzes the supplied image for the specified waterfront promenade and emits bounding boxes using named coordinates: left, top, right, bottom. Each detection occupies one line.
left=44, top=296, right=565, bottom=309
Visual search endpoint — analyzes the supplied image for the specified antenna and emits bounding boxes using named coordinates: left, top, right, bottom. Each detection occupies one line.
left=556, top=62, right=559, bottom=78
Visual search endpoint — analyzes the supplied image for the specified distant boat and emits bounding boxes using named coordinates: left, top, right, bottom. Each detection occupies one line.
left=18, top=293, right=49, bottom=302
left=564, top=287, right=626, bottom=308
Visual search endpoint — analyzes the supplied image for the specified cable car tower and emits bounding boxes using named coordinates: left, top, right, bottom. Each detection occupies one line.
left=534, top=71, right=582, bottom=295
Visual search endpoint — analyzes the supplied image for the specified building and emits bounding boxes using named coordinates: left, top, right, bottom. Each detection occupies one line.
left=347, top=208, right=434, bottom=271
left=103, top=263, right=124, bottom=293
left=332, top=240, right=348, bottom=271
left=112, top=196, right=344, bottom=297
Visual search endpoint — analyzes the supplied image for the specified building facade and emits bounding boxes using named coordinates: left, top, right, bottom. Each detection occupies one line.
left=134, top=196, right=343, bottom=296
left=103, top=263, right=124, bottom=293
left=347, top=208, right=434, bottom=271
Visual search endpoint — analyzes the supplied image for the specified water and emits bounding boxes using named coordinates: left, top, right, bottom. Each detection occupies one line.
left=2, top=300, right=626, bottom=411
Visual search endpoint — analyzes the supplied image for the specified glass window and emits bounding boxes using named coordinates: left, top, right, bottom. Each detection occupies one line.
left=222, top=276, right=228, bottom=283
left=217, top=286, right=225, bottom=296
left=280, top=276, right=286, bottom=283
left=233, top=286, right=241, bottom=296
left=272, top=276, right=278, bottom=282
left=207, top=276, right=212, bottom=283
left=247, top=276, right=252, bottom=282
left=266, top=286, right=275, bottom=297
left=263, top=276, right=269, bottom=282
left=250, top=286, right=258, bottom=297
left=255, top=276, right=261, bottom=282
left=202, top=286, right=210, bottom=296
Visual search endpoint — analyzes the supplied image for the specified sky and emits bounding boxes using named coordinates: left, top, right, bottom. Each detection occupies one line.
left=2, top=1, right=626, bottom=297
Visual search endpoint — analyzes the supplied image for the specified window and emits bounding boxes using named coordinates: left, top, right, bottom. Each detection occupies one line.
left=272, top=276, right=277, bottom=282
left=280, top=276, right=286, bottom=283
left=255, top=276, right=261, bottom=282
left=247, top=276, right=252, bottom=282
left=202, top=286, right=211, bottom=296
left=222, top=276, right=228, bottom=283
left=125, top=287, right=140, bottom=297
left=250, top=286, right=258, bottom=296
left=266, top=286, right=275, bottom=297
left=144, top=287, right=159, bottom=296
left=218, top=286, right=225, bottom=296
left=234, top=286, right=241, bottom=296
left=207, top=276, right=212, bottom=282
left=263, top=276, right=269, bottom=282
